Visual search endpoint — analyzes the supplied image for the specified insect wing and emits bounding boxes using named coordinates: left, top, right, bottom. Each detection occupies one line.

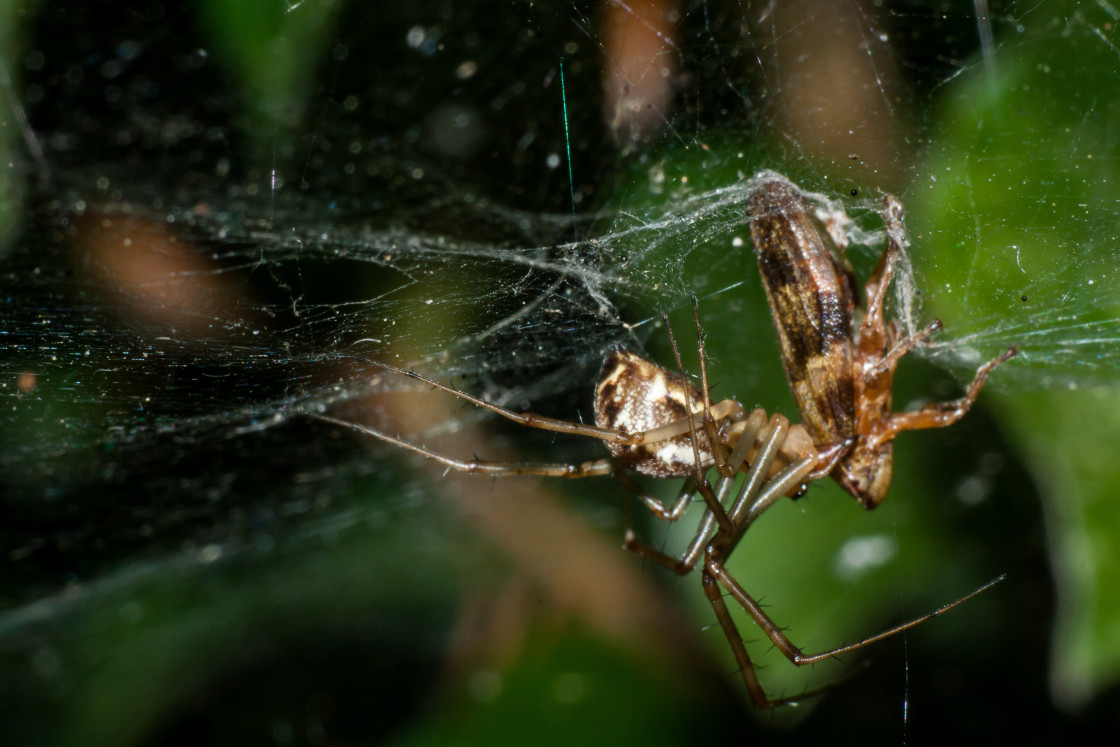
left=747, top=178, right=856, bottom=447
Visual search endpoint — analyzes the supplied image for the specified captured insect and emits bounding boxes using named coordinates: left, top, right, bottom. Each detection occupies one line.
left=746, top=171, right=1017, bottom=508
left=308, top=296, right=998, bottom=708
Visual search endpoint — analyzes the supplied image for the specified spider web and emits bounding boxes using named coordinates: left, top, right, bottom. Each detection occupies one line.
left=1, top=1, right=1118, bottom=743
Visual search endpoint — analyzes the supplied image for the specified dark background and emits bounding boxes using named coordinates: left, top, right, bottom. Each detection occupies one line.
left=2, top=1, right=1119, bottom=744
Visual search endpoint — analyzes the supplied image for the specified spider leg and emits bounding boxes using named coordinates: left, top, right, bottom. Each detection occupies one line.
left=701, top=565, right=771, bottom=708
left=679, top=414, right=811, bottom=570
left=309, top=413, right=615, bottom=478
left=637, top=398, right=745, bottom=447
left=613, top=470, right=700, bottom=523
left=614, top=472, right=710, bottom=576
left=345, top=355, right=644, bottom=445
left=689, top=294, right=737, bottom=480
left=724, top=415, right=818, bottom=538
left=622, top=408, right=777, bottom=575
left=703, top=558, right=859, bottom=709
left=698, top=414, right=960, bottom=707
left=623, top=530, right=698, bottom=576
left=663, top=312, right=734, bottom=536
left=349, top=353, right=748, bottom=465
left=701, top=561, right=871, bottom=709
left=623, top=468, right=737, bottom=576
left=624, top=413, right=816, bottom=577
left=705, top=506, right=1004, bottom=704
left=710, top=562, right=1005, bottom=668
left=790, top=574, right=1006, bottom=664
left=676, top=409, right=775, bottom=566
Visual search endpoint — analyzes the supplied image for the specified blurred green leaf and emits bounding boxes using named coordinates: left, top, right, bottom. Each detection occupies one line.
left=0, top=0, right=28, bottom=250
left=919, top=4, right=1120, bottom=708
left=194, top=0, right=342, bottom=135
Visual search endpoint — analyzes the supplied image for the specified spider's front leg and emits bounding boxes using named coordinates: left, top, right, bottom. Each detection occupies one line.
left=308, top=413, right=620, bottom=478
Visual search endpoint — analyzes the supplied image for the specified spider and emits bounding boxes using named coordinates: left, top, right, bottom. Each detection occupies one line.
left=308, top=296, right=995, bottom=708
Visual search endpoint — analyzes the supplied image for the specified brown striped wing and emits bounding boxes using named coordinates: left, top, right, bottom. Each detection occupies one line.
left=746, top=177, right=856, bottom=447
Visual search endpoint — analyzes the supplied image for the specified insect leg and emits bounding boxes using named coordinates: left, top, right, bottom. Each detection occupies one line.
left=869, top=319, right=943, bottom=378
left=874, top=345, right=1018, bottom=441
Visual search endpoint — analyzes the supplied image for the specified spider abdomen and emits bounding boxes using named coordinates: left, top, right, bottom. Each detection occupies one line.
left=594, top=346, right=718, bottom=478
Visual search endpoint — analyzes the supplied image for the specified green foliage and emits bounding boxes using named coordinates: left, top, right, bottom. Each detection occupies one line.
left=920, top=4, right=1120, bottom=706
left=194, top=0, right=341, bottom=135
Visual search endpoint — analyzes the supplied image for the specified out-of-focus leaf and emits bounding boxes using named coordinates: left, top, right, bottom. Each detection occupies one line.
left=195, top=0, right=342, bottom=135
left=0, top=0, right=29, bottom=250
left=919, top=4, right=1120, bottom=708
